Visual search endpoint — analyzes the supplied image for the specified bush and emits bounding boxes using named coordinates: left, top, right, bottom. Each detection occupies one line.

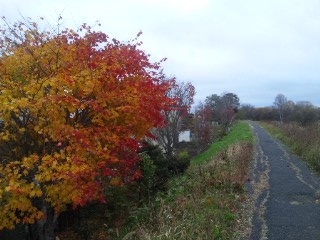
left=139, top=153, right=156, bottom=201
left=175, top=141, right=198, bottom=159
left=140, top=143, right=170, bottom=191
left=168, top=151, right=191, bottom=174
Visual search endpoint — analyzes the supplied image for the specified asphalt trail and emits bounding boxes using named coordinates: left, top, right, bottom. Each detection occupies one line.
left=249, top=122, right=320, bottom=240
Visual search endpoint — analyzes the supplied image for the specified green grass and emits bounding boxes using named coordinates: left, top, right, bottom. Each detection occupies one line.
left=115, top=121, right=254, bottom=239
left=192, top=121, right=253, bottom=165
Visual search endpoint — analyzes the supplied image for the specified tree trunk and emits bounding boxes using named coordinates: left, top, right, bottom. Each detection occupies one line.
left=173, top=129, right=179, bottom=147
left=36, top=204, right=58, bottom=240
left=279, top=111, right=283, bottom=124
left=25, top=224, right=36, bottom=240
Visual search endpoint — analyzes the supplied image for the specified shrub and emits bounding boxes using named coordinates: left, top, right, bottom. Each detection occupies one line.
left=168, top=151, right=191, bottom=174
left=139, top=153, right=156, bottom=201
left=140, top=143, right=170, bottom=191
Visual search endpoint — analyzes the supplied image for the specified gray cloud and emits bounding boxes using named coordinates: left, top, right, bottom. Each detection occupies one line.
left=2, top=0, right=320, bottom=106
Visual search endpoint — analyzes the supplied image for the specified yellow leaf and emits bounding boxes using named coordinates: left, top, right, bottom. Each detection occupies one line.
left=19, top=128, right=26, bottom=133
left=2, top=135, right=9, bottom=141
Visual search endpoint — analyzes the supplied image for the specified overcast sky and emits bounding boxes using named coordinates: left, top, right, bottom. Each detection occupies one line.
left=2, top=0, right=320, bottom=107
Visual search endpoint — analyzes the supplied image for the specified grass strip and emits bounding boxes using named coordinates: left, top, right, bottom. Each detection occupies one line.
left=119, top=121, right=254, bottom=239
left=192, top=121, right=253, bottom=165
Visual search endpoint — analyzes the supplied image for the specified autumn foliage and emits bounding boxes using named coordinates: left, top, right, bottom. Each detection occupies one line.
left=0, top=17, right=174, bottom=231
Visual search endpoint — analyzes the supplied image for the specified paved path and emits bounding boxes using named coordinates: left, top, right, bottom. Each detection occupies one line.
left=249, top=122, right=320, bottom=240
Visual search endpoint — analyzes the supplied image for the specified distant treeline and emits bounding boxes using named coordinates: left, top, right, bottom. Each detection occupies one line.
left=238, top=93, right=320, bottom=126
